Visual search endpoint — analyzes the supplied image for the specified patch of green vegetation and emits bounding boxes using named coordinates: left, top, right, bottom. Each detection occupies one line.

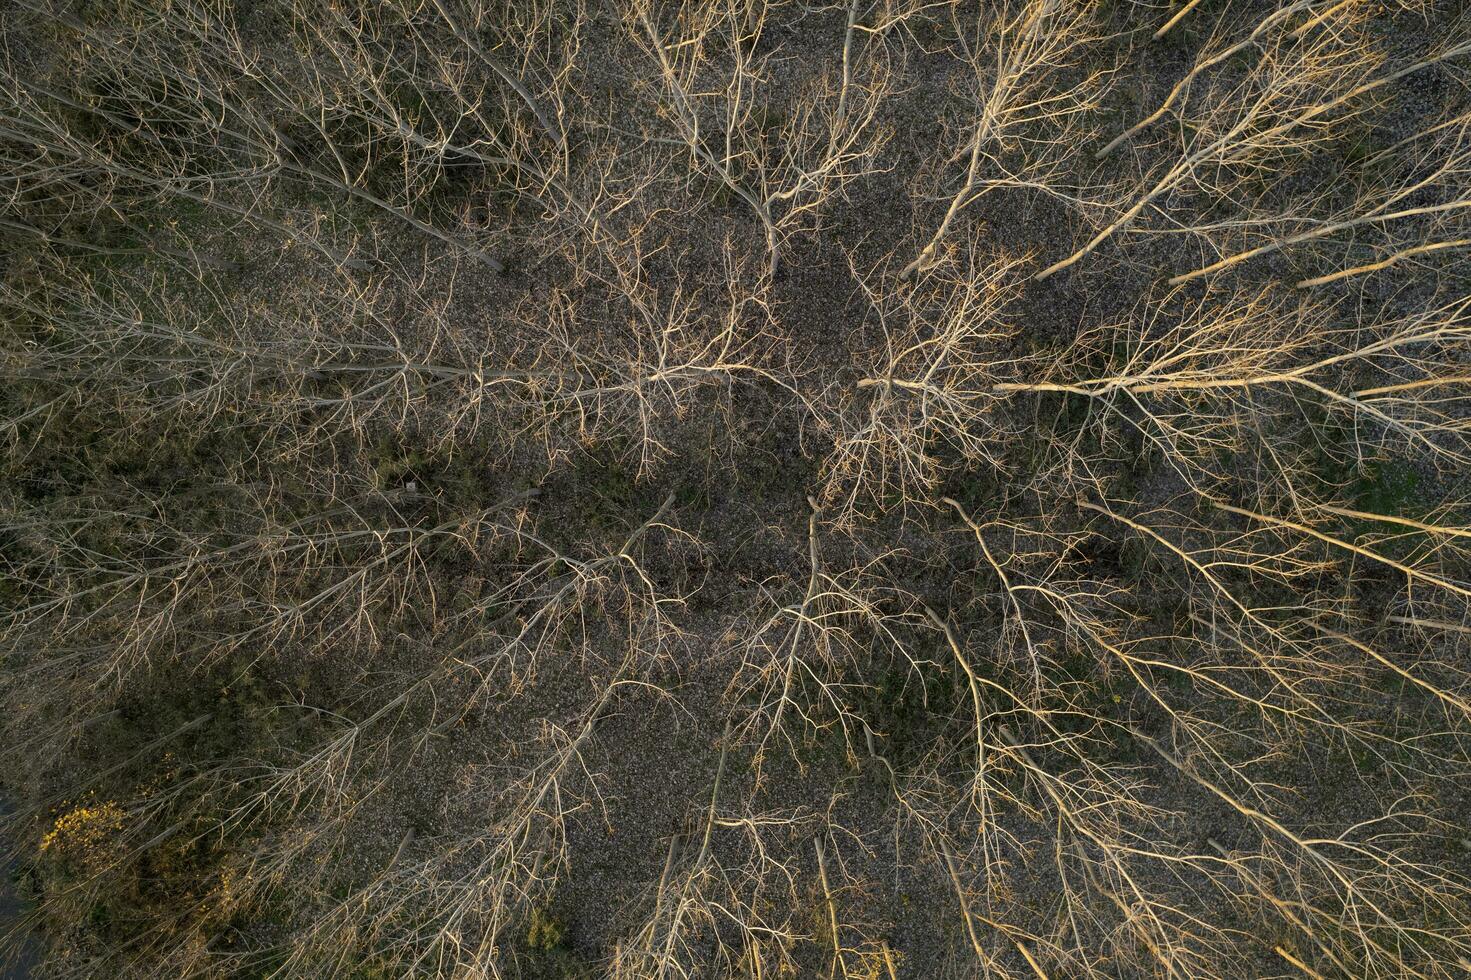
left=526, top=905, right=566, bottom=951
left=1350, top=459, right=1421, bottom=518
left=1052, top=645, right=1099, bottom=691
left=520, top=905, right=594, bottom=979
left=939, top=465, right=1002, bottom=517
left=560, top=452, right=645, bottom=538
left=367, top=437, right=431, bottom=493
left=1279, top=409, right=1423, bottom=524
left=855, top=652, right=962, bottom=769
left=1341, top=126, right=1390, bottom=171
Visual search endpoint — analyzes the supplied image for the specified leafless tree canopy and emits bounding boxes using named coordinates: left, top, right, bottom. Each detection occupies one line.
left=2, top=1, right=1471, bottom=977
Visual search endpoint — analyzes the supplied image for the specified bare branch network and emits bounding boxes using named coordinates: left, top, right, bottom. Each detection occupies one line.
left=2, top=1, right=1471, bottom=978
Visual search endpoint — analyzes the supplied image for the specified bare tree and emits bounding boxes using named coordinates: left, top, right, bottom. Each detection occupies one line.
left=628, top=0, right=896, bottom=278
left=901, top=0, right=1110, bottom=278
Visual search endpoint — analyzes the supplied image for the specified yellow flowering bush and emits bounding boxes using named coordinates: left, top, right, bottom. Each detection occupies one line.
left=40, top=800, right=126, bottom=874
